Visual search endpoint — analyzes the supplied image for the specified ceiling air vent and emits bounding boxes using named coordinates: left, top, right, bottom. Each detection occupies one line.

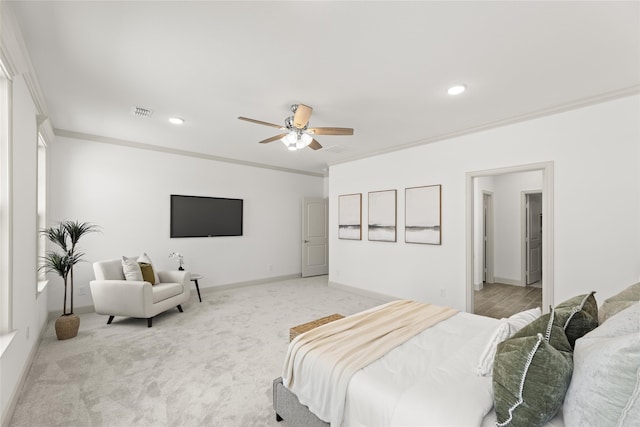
left=131, top=106, right=153, bottom=118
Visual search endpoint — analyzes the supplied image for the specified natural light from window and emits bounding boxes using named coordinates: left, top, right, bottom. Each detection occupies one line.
left=36, top=133, right=47, bottom=293
left=0, top=59, right=12, bottom=336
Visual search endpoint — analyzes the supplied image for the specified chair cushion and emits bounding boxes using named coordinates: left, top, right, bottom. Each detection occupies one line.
left=152, top=282, right=183, bottom=303
left=93, top=259, right=125, bottom=280
left=138, top=252, right=160, bottom=284
left=138, top=262, right=156, bottom=285
left=122, top=256, right=143, bottom=281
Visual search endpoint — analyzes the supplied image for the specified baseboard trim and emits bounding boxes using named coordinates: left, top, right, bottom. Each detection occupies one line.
left=47, top=305, right=96, bottom=321
left=200, top=274, right=302, bottom=294
left=1, top=318, right=48, bottom=427
left=328, top=280, right=397, bottom=303
left=47, top=274, right=304, bottom=318
left=493, top=277, right=525, bottom=287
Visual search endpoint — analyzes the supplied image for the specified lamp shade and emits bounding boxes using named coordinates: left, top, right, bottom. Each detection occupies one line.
left=296, top=133, right=313, bottom=149
left=281, top=131, right=298, bottom=148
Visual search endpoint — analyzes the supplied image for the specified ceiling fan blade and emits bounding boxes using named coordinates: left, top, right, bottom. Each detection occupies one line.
left=307, top=127, right=354, bottom=136
left=293, top=104, right=313, bottom=129
left=308, top=139, right=322, bottom=150
left=238, top=116, right=285, bottom=129
left=259, top=134, right=287, bottom=144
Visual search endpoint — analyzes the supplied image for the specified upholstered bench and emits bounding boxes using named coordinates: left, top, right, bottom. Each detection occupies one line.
left=289, top=313, right=345, bottom=342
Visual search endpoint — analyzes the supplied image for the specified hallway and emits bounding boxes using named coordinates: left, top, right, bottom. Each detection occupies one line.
left=474, top=282, right=542, bottom=318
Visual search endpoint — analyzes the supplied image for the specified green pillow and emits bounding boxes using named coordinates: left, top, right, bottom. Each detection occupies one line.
left=599, top=282, right=640, bottom=323
left=511, top=309, right=572, bottom=353
left=493, top=333, right=573, bottom=427
left=554, top=292, right=598, bottom=347
left=138, top=262, right=156, bottom=285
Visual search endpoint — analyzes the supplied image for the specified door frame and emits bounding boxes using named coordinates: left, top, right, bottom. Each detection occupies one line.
left=521, top=191, right=543, bottom=286
left=482, top=191, right=494, bottom=288
left=466, top=161, right=554, bottom=313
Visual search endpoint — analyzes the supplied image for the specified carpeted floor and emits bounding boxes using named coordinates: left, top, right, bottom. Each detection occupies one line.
left=9, top=276, right=387, bottom=427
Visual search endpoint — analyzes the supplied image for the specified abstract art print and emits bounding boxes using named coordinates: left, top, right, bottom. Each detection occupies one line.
left=368, top=190, right=396, bottom=242
left=338, top=193, right=362, bottom=240
left=405, top=185, right=441, bottom=244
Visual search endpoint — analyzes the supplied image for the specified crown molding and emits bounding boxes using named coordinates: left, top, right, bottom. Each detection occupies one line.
left=1, top=2, right=50, bottom=119
left=328, top=86, right=640, bottom=168
left=37, top=115, right=54, bottom=145
left=54, top=129, right=325, bottom=178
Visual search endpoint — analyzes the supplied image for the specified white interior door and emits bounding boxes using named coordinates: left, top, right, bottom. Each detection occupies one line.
left=302, top=198, right=328, bottom=277
left=483, top=192, right=494, bottom=284
left=526, top=193, right=542, bottom=284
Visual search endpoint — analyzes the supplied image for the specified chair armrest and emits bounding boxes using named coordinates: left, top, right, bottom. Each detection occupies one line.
left=157, top=270, right=190, bottom=288
left=89, top=280, right=153, bottom=317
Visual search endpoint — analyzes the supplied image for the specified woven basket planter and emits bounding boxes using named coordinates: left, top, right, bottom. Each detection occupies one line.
left=55, top=314, right=80, bottom=340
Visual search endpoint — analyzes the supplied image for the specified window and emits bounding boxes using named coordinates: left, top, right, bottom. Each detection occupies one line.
left=0, top=58, right=12, bottom=335
left=36, top=133, right=47, bottom=293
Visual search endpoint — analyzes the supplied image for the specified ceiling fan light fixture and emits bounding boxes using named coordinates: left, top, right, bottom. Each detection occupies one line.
left=447, top=84, right=466, bottom=96
left=296, top=133, right=313, bottom=149
left=239, top=103, right=352, bottom=152
left=281, top=131, right=298, bottom=146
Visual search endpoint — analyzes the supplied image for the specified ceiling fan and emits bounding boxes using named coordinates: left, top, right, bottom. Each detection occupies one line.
left=238, top=104, right=354, bottom=151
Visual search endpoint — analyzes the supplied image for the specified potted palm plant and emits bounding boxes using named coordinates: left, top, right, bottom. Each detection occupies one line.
left=40, top=220, right=100, bottom=340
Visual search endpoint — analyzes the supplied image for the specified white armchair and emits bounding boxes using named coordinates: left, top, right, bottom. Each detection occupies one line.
left=90, top=258, right=191, bottom=327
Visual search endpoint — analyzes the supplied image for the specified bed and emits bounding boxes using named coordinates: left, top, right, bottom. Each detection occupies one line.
left=273, top=282, right=640, bottom=427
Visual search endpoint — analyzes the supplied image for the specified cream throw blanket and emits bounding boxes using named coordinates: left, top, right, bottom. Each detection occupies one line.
left=282, top=300, right=458, bottom=426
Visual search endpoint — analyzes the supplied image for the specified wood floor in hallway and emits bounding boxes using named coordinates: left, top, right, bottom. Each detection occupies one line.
left=474, top=282, right=542, bottom=319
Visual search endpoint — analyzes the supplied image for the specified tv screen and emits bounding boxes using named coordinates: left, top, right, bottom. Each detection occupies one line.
left=170, top=195, right=243, bottom=238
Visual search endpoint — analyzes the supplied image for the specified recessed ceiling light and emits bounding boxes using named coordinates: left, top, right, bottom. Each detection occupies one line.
left=169, top=116, right=184, bottom=125
left=447, top=84, right=466, bottom=96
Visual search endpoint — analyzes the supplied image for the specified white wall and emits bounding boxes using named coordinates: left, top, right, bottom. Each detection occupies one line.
left=329, top=95, right=640, bottom=310
left=0, top=76, right=49, bottom=426
left=46, top=136, right=324, bottom=312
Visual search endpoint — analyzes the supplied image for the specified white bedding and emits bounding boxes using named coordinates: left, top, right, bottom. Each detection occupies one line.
left=342, top=311, right=500, bottom=427
left=283, top=301, right=458, bottom=426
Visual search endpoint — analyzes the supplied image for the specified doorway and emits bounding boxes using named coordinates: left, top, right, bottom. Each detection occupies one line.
left=523, top=192, right=542, bottom=286
left=466, top=162, right=554, bottom=314
left=482, top=192, right=494, bottom=287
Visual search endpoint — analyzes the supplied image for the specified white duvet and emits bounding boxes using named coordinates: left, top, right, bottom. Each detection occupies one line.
left=341, top=311, right=500, bottom=427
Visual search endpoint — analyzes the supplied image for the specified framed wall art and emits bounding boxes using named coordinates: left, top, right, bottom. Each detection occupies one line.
left=405, top=184, right=441, bottom=245
left=338, top=193, right=362, bottom=240
left=368, top=190, right=397, bottom=242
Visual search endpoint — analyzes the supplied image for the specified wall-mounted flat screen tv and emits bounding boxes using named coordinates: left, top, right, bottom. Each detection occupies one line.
left=170, top=195, right=243, bottom=238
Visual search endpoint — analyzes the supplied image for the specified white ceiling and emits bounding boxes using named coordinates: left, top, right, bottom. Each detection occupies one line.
left=8, top=1, right=640, bottom=176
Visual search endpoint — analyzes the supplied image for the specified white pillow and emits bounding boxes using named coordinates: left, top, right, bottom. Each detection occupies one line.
left=121, top=256, right=143, bottom=281
left=477, top=321, right=510, bottom=376
left=563, top=302, right=640, bottom=426
left=476, top=307, right=542, bottom=376
left=506, top=307, right=542, bottom=335
left=137, top=252, right=159, bottom=284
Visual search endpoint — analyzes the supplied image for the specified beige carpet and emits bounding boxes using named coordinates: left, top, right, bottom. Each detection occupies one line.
left=9, top=276, right=386, bottom=427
